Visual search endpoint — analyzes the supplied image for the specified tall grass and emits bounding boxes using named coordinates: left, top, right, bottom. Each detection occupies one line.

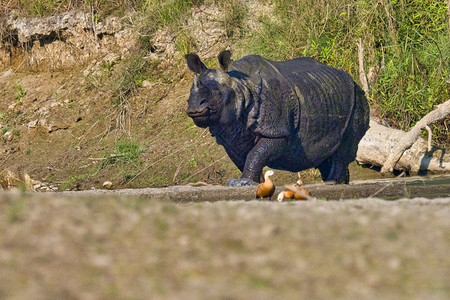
left=142, top=0, right=203, bottom=28
left=371, top=0, right=449, bottom=130
left=11, top=0, right=146, bottom=17
left=243, top=0, right=449, bottom=133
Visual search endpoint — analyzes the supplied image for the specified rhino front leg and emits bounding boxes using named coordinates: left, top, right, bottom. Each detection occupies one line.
left=227, top=137, right=287, bottom=186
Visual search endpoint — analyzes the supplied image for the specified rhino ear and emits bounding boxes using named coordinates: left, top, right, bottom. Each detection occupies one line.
left=218, top=50, right=233, bottom=72
left=185, top=53, right=207, bottom=74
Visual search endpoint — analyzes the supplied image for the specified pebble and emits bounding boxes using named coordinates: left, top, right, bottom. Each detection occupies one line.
left=102, top=181, right=113, bottom=189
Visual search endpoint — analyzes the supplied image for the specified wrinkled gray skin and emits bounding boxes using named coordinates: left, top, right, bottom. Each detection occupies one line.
left=185, top=51, right=370, bottom=186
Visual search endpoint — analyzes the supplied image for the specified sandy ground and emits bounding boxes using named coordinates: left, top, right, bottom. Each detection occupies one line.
left=0, top=191, right=449, bottom=299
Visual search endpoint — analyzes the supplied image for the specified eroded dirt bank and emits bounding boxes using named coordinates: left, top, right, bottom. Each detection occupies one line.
left=0, top=192, right=449, bottom=299
left=0, top=3, right=281, bottom=191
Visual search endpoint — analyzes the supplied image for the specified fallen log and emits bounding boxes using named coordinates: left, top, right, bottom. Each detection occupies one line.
left=356, top=119, right=450, bottom=174
left=380, top=99, right=450, bottom=173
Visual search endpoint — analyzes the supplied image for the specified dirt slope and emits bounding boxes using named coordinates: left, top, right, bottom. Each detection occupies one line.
left=0, top=7, right=243, bottom=190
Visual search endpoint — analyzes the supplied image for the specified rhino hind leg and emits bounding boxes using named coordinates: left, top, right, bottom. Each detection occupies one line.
left=330, top=156, right=350, bottom=184
left=319, top=83, right=369, bottom=184
left=318, top=156, right=350, bottom=184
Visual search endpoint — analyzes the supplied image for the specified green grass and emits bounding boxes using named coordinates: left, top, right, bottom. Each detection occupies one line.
left=142, top=0, right=201, bottom=28
left=58, top=140, right=143, bottom=189
left=14, top=84, right=26, bottom=102
left=98, top=139, right=143, bottom=167
left=60, top=174, right=89, bottom=191
left=241, top=0, right=449, bottom=134
left=372, top=34, right=450, bottom=129
left=114, top=139, right=143, bottom=163
left=13, top=0, right=147, bottom=17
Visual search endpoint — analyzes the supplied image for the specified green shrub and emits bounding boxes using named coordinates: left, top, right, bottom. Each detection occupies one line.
left=99, top=139, right=143, bottom=168
left=115, top=139, right=143, bottom=163
left=14, top=84, right=26, bottom=102
left=242, top=0, right=449, bottom=132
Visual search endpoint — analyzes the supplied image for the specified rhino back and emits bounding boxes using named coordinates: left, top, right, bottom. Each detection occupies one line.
left=232, top=56, right=361, bottom=169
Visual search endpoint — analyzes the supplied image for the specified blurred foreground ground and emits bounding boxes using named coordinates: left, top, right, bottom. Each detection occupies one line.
left=0, top=191, right=449, bottom=299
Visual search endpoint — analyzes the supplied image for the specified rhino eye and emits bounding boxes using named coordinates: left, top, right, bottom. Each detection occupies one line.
left=198, top=86, right=209, bottom=94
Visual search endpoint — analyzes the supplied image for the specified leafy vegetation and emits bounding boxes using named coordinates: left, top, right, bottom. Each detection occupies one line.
left=14, top=84, right=26, bottom=102
left=242, top=0, right=449, bottom=135
left=112, top=139, right=143, bottom=163
left=98, top=139, right=144, bottom=184
left=60, top=174, right=89, bottom=190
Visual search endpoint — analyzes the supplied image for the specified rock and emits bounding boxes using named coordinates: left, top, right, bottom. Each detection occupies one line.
left=27, top=120, right=38, bottom=128
left=2, top=11, right=131, bottom=71
left=141, top=80, right=153, bottom=88
left=102, top=181, right=113, bottom=189
left=185, top=5, right=227, bottom=57
left=38, top=118, right=68, bottom=133
left=3, top=131, right=13, bottom=141
left=151, top=28, right=176, bottom=57
left=1, top=69, right=13, bottom=78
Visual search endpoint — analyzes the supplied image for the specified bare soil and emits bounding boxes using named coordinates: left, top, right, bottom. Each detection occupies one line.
left=0, top=191, right=449, bottom=299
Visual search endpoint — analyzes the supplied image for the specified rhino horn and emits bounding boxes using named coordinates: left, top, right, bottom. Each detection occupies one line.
left=216, top=68, right=235, bottom=88
left=193, top=74, right=200, bottom=92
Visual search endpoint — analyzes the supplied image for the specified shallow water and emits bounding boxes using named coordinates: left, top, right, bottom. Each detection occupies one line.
left=62, top=174, right=450, bottom=202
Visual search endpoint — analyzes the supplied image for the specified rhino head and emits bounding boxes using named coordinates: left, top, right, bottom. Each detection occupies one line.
left=185, top=51, right=237, bottom=128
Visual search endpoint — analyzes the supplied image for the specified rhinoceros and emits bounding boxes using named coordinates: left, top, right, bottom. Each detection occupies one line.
left=185, top=50, right=369, bottom=185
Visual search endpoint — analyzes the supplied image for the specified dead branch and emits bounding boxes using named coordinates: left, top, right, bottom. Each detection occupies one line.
left=283, top=185, right=315, bottom=201
left=357, top=38, right=369, bottom=95
left=380, top=99, right=450, bottom=174
left=357, top=120, right=450, bottom=173
left=425, top=125, right=432, bottom=151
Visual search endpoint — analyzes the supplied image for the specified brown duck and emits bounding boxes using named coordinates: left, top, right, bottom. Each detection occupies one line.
left=256, top=170, right=275, bottom=200
left=277, top=179, right=311, bottom=201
